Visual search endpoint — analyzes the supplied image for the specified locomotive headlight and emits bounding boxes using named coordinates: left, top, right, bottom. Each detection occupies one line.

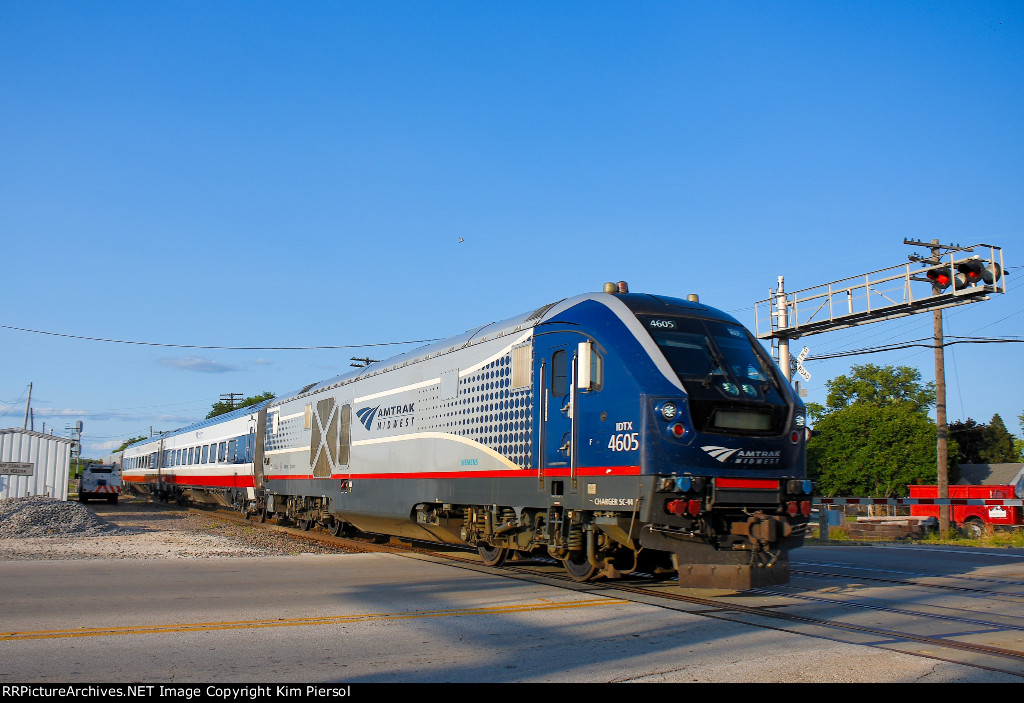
left=794, top=414, right=806, bottom=427
left=660, top=402, right=678, bottom=421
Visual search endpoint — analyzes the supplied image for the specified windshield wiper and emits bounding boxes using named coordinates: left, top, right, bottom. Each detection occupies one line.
left=700, top=347, right=727, bottom=388
left=757, top=360, right=781, bottom=393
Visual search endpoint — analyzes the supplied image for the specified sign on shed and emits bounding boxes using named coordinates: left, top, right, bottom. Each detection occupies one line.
left=0, top=462, right=34, bottom=476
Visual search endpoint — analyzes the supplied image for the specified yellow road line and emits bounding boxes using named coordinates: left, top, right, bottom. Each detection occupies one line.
left=1, top=598, right=628, bottom=641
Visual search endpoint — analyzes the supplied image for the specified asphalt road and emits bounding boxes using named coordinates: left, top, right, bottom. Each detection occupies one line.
left=2, top=547, right=1022, bottom=683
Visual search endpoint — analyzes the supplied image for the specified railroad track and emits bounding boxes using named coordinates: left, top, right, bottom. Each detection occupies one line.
left=200, top=505, right=1024, bottom=679
left=790, top=563, right=1024, bottom=598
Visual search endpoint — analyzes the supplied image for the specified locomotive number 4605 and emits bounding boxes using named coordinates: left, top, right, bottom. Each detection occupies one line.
left=608, top=433, right=640, bottom=452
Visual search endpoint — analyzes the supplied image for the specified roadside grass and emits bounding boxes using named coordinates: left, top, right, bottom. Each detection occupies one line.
left=914, top=527, right=1024, bottom=548
left=807, top=524, right=1024, bottom=547
left=820, top=526, right=850, bottom=541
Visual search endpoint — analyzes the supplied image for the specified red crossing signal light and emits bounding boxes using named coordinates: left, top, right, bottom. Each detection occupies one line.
left=955, top=257, right=986, bottom=287
left=955, top=257, right=1003, bottom=287
left=926, top=266, right=952, bottom=290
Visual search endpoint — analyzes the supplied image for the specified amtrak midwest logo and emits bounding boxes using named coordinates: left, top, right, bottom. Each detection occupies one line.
left=701, top=445, right=781, bottom=465
left=355, top=406, right=378, bottom=430
left=356, top=404, right=415, bottom=431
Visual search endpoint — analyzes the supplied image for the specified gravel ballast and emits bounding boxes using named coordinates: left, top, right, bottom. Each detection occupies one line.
left=0, top=495, right=357, bottom=560
left=0, top=495, right=125, bottom=538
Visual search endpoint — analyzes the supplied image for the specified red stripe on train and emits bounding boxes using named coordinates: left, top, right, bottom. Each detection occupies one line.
left=122, top=474, right=253, bottom=488
left=267, top=465, right=643, bottom=481
left=715, top=478, right=779, bottom=489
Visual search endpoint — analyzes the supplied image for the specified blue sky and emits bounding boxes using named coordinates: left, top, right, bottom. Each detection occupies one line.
left=1, top=1, right=1021, bottom=457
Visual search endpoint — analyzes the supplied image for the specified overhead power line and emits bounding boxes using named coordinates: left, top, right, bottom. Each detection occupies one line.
left=807, top=335, right=1023, bottom=361
left=0, top=324, right=439, bottom=351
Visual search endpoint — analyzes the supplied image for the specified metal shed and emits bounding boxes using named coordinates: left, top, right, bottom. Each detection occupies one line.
left=0, top=428, right=74, bottom=500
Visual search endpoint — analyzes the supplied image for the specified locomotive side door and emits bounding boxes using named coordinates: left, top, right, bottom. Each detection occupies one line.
left=536, top=331, right=595, bottom=495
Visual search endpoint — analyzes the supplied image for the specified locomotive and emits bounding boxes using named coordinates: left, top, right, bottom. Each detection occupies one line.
left=121, top=284, right=812, bottom=589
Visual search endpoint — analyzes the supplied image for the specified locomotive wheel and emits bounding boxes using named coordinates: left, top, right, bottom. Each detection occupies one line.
left=478, top=543, right=508, bottom=567
left=327, top=520, right=346, bottom=537
left=562, top=552, right=597, bottom=582
left=296, top=518, right=312, bottom=531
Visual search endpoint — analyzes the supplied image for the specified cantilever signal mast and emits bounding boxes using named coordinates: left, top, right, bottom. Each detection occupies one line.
left=755, top=239, right=1007, bottom=538
left=755, top=242, right=1005, bottom=356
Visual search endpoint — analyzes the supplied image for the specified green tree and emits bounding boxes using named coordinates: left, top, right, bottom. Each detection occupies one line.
left=808, top=404, right=940, bottom=496
left=980, top=413, right=1017, bottom=463
left=115, top=435, right=147, bottom=452
left=206, top=391, right=274, bottom=419
left=949, top=414, right=1019, bottom=464
left=821, top=363, right=935, bottom=414
left=949, top=418, right=985, bottom=463
left=1017, top=411, right=1024, bottom=462
left=807, top=364, right=953, bottom=497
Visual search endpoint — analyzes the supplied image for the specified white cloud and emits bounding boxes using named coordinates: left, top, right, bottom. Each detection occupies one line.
left=31, top=408, right=199, bottom=424
left=157, top=357, right=238, bottom=374
left=32, top=408, right=130, bottom=421
left=89, top=438, right=130, bottom=453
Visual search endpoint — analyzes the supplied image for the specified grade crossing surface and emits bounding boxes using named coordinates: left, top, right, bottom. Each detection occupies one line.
left=2, top=547, right=1021, bottom=682
left=3, top=500, right=1023, bottom=683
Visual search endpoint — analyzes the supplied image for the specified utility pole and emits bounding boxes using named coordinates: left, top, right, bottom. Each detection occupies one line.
left=220, top=393, right=244, bottom=411
left=22, top=382, right=32, bottom=430
left=904, top=237, right=975, bottom=539
left=933, top=302, right=949, bottom=538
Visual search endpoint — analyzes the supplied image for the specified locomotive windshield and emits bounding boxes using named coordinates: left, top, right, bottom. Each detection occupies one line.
left=638, top=315, right=789, bottom=433
left=640, top=317, right=777, bottom=388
